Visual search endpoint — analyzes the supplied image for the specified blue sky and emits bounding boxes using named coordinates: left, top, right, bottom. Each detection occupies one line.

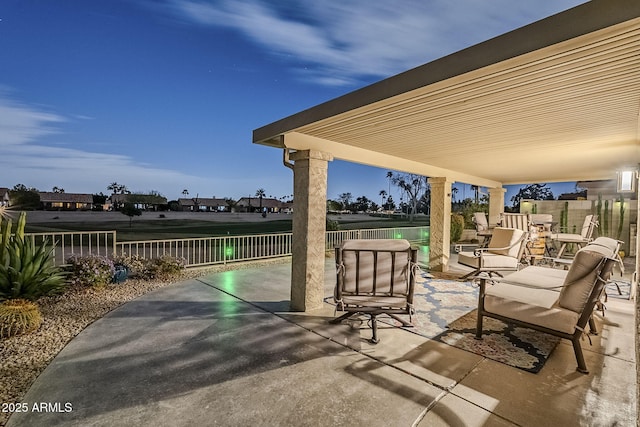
left=0, top=0, right=584, bottom=204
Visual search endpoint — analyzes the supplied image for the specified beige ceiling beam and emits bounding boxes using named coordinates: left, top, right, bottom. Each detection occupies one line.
left=283, top=132, right=502, bottom=189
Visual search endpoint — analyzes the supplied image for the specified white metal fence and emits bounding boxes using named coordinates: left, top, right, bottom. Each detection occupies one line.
left=26, top=226, right=429, bottom=268
left=24, top=231, right=116, bottom=266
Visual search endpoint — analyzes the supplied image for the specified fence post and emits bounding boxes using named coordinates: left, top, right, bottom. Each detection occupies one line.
left=223, top=236, right=227, bottom=265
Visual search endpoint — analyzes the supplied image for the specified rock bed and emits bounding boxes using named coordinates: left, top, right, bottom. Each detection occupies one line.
left=0, top=258, right=290, bottom=426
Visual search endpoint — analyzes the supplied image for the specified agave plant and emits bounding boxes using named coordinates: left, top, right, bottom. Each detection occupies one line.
left=0, top=236, right=68, bottom=301
left=0, top=212, right=67, bottom=338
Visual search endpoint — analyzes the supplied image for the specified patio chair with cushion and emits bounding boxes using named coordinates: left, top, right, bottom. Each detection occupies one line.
left=551, top=214, right=598, bottom=259
left=475, top=241, right=617, bottom=374
left=472, top=212, right=493, bottom=247
left=331, top=239, right=419, bottom=344
left=458, top=227, right=528, bottom=280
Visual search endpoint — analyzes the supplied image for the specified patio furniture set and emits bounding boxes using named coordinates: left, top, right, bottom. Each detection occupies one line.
left=329, top=212, right=623, bottom=374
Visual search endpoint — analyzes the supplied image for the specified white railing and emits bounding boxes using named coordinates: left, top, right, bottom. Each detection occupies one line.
left=24, top=231, right=117, bottom=266
left=26, top=226, right=428, bottom=268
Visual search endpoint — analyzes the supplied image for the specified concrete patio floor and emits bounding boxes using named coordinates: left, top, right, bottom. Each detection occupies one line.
left=7, top=255, right=637, bottom=427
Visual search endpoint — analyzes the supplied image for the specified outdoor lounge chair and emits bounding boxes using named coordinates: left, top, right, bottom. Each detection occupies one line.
left=472, top=212, right=493, bottom=247
left=500, top=213, right=531, bottom=231
left=457, top=227, right=528, bottom=280
left=331, top=239, right=419, bottom=344
left=550, top=214, right=598, bottom=259
left=475, top=241, right=617, bottom=374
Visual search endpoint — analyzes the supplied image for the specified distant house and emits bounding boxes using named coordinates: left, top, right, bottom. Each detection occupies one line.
left=110, top=193, right=168, bottom=211
left=178, top=198, right=228, bottom=212
left=39, top=192, right=94, bottom=211
left=0, top=188, right=10, bottom=207
left=236, top=197, right=290, bottom=213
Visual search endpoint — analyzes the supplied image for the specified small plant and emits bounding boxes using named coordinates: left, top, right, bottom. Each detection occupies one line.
left=326, top=218, right=340, bottom=231
left=139, top=255, right=186, bottom=280
left=0, top=299, right=42, bottom=338
left=66, top=254, right=115, bottom=288
left=450, top=213, right=465, bottom=243
left=112, top=253, right=145, bottom=276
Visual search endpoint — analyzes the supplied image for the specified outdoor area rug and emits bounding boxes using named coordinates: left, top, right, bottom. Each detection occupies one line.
left=388, top=272, right=561, bottom=373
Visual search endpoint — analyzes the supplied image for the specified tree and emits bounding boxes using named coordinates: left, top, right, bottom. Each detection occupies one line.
left=337, top=193, right=353, bottom=211
left=389, top=173, right=428, bottom=222
left=10, top=184, right=40, bottom=210
left=107, top=182, right=129, bottom=194
left=52, top=186, right=64, bottom=193
left=379, top=190, right=387, bottom=210
left=353, top=196, right=372, bottom=212
left=121, top=203, right=142, bottom=227
left=451, top=187, right=458, bottom=203
left=510, top=183, right=554, bottom=211
left=384, top=195, right=396, bottom=212
left=326, top=199, right=341, bottom=212
left=225, top=198, right=238, bottom=213
left=182, top=189, right=189, bottom=197
left=255, top=188, right=266, bottom=211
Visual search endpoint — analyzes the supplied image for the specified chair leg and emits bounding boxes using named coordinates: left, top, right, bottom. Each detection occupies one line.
left=572, top=337, right=589, bottom=374
left=460, top=269, right=480, bottom=280
left=588, top=317, right=598, bottom=335
left=329, top=312, right=355, bottom=324
left=475, top=279, right=486, bottom=340
left=386, top=313, right=413, bottom=327
left=370, top=314, right=379, bottom=344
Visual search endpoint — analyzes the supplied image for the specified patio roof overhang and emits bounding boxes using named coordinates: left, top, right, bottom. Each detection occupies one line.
left=253, top=0, right=640, bottom=187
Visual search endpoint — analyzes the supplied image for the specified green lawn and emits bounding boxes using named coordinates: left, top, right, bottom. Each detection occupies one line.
left=25, top=217, right=426, bottom=242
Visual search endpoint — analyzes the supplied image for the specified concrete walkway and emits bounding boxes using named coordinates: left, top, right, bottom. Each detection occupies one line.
left=7, top=260, right=637, bottom=426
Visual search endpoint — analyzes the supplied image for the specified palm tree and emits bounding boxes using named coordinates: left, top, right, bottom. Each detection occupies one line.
left=451, top=187, right=458, bottom=203
left=471, top=185, right=479, bottom=204
left=255, top=188, right=266, bottom=211
left=379, top=190, right=387, bottom=210
left=182, top=189, right=189, bottom=197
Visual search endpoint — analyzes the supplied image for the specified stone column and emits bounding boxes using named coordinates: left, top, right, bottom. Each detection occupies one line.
left=488, top=187, right=506, bottom=227
left=290, top=150, right=333, bottom=311
left=428, top=177, right=453, bottom=272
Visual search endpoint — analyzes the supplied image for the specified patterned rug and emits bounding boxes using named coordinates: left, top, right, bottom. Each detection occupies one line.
left=395, top=273, right=561, bottom=373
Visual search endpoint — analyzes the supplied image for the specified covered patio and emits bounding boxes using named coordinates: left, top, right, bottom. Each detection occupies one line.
left=6, top=257, right=636, bottom=426
left=253, top=0, right=640, bottom=312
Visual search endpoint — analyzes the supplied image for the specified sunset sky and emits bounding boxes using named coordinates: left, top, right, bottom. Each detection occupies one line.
left=1, top=1, right=584, bottom=204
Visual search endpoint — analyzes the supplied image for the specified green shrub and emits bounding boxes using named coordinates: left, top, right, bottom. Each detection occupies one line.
left=139, top=255, right=186, bottom=280
left=326, top=218, right=340, bottom=231
left=112, top=253, right=145, bottom=276
left=66, top=254, right=115, bottom=288
left=450, top=213, right=465, bottom=243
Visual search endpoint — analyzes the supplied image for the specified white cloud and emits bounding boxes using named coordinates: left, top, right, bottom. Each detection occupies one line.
left=0, top=95, right=216, bottom=198
left=167, top=0, right=585, bottom=86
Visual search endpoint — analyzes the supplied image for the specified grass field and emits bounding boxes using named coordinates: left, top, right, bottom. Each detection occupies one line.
left=23, top=212, right=427, bottom=242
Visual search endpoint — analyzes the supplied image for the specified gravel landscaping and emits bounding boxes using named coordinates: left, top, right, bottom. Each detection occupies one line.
left=0, top=258, right=290, bottom=427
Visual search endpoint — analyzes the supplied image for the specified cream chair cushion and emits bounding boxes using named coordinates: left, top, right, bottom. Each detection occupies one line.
left=488, top=227, right=526, bottom=257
